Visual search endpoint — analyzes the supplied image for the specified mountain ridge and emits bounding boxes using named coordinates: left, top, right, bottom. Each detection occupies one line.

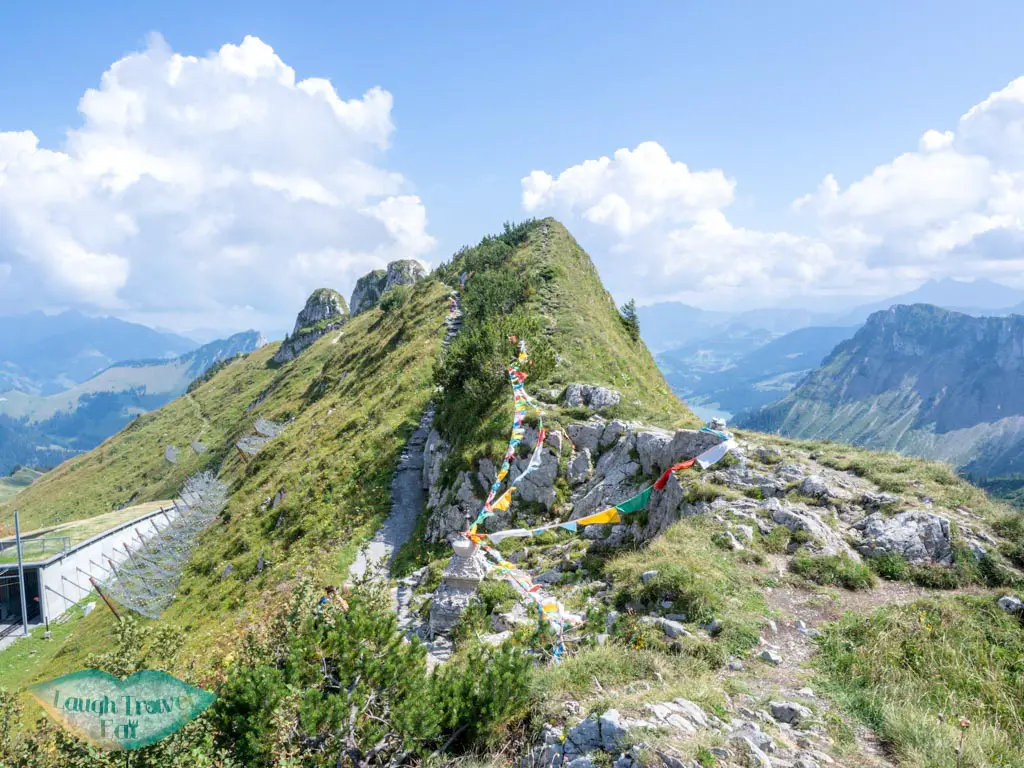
left=739, top=304, right=1024, bottom=482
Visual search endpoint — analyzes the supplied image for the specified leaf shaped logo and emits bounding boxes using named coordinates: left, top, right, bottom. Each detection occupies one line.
left=27, top=669, right=215, bottom=751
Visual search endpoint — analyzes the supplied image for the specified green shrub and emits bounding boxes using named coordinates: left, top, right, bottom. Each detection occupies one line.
left=379, top=284, right=411, bottom=313
left=790, top=552, right=877, bottom=590
left=869, top=552, right=911, bottom=581
left=760, top=526, right=791, bottom=554
left=212, top=578, right=534, bottom=766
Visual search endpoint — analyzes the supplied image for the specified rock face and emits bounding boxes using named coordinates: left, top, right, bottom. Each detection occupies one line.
left=565, top=384, right=621, bottom=411
left=274, top=288, right=349, bottom=363
left=349, top=270, right=387, bottom=316
left=854, top=509, right=954, bottom=564
left=350, top=260, right=427, bottom=316
left=740, top=304, right=1024, bottom=485
left=422, top=411, right=728, bottom=544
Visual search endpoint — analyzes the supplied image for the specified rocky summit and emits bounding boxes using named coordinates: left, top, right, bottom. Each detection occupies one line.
left=272, top=287, right=349, bottom=363
left=3, top=220, right=1024, bottom=768
left=349, top=259, right=427, bottom=316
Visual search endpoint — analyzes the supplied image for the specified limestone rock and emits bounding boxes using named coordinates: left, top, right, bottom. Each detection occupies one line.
left=350, top=260, right=425, bottom=316
left=760, top=650, right=783, bottom=665
left=565, top=384, right=622, bottom=411
left=601, top=420, right=632, bottom=449
left=599, top=709, right=629, bottom=752
left=383, top=259, right=426, bottom=292
left=350, top=270, right=387, bottom=316
left=567, top=418, right=606, bottom=454
left=854, top=510, right=954, bottom=564
left=514, top=446, right=559, bottom=509
left=799, top=474, right=853, bottom=502
left=997, top=594, right=1023, bottom=614
left=765, top=498, right=854, bottom=557
left=275, top=288, right=349, bottom=363
left=643, top=616, right=692, bottom=639
left=568, top=448, right=594, bottom=486
left=770, top=701, right=812, bottom=725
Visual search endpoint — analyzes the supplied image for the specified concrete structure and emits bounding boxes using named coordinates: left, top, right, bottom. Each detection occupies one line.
left=0, top=504, right=181, bottom=643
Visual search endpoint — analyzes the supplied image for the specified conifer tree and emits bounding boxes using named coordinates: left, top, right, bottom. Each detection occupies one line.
left=621, top=298, right=640, bottom=342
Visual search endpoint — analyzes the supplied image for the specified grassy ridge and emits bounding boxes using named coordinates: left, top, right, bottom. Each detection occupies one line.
left=4, top=279, right=449, bottom=690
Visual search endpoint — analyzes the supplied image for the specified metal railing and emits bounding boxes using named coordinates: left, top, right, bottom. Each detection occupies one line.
left=0, top=536, right=72, bottom=562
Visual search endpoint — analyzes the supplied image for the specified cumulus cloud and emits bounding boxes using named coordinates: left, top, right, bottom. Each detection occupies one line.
left=0, top=34, right=434, bottom=332
left=523, top=77, right=1024, bottom=307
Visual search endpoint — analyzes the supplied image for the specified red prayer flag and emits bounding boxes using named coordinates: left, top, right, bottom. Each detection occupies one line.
left=654, top=459, right=696, bottom=490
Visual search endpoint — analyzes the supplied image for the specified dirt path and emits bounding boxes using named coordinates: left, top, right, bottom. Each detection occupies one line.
left=721, top=557, right=986, bottom=767
left=348, top=295, right=462, bottom=580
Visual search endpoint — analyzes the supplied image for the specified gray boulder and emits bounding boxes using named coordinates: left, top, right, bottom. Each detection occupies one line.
left=997, top=595, right=1023, bottom=614
left=568, top=449, right=594, bottom=486
left=769, top=701, right=812, bottom=725
left=599, top=709, right=629, bottom=752
left=765, top=498, right=854, bottom=557
left=854, top=510, right=954, bottom=564
left=565, top=384, right=621, bottom=411
left=567, top=418, right=606, bottom=454
left=643, top=616, right=692, bottom=639
left=799, top=474, right=853, bottom=502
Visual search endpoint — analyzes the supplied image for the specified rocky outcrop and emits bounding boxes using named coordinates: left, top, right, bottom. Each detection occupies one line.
left=274, top=288, right=349, bottom=363
left=350, top=270, right=387, bottom=316
left=349, top=260, right=427, bottom=316
left=853, top=510, right=954, bottom=564
left=565, top=384, right=621, bottom=411
left=422, top=411, right=727, bottom=544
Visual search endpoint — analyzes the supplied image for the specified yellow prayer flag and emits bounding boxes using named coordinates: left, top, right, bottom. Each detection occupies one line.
left=490, top=487, right=516, bottom=511
left=579, top=507, right=622, bottom=526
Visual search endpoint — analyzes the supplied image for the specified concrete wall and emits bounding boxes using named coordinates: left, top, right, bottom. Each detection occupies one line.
left=37, top=505, right=182, bottom=622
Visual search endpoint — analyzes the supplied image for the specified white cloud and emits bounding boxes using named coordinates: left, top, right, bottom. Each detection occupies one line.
left=0, top=34, right=435, bottom=330
left=522, top=77, right=1024, bottom=307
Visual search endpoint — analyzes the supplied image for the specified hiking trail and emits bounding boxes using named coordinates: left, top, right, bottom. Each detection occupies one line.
left=348, top=293, right=463, bottom=581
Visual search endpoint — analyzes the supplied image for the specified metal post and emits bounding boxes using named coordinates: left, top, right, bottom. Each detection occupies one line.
left=14, top=511, right=29, bottom=637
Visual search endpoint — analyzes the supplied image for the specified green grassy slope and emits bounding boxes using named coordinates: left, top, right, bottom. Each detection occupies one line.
left=523, top=219, right=694, bottom=427
left=4, top=278, right=449, bottom=685
left=0, top=466, right=40, bottom=506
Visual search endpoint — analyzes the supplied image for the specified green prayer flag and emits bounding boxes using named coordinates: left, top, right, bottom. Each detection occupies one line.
left=615, top=486, right=652, bottom=514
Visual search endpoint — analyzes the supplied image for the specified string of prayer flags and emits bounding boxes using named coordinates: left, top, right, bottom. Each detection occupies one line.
left=695, top=439, right=737, bottom=469
left=471, top=431, right=738, bottom=544
left=469, top=338, right=546, bottom=533
left=613, top=485, right=652, bottom=514
left=654, top=459, right=695, bottom=490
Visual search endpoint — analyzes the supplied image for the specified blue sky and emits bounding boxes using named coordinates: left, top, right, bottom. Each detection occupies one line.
left=3, top=1, right=1024, bottom=333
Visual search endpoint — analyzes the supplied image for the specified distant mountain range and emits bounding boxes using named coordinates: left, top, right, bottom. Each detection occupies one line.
left=738, top=304, right=1024, bottom=490
left=0, top=311, right=198, bottom=395
left=640, top=277, right=1024, bottom=354
left=646, top=278, right=1024, bottom=420
left=0, top=330, right=265, bottom=475
left=657, top=325, right=860, bottom=419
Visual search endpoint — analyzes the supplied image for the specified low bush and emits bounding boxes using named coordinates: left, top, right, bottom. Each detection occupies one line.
left=790, top=552, right=877, bottom=590
left=869, top=552, right=911, bottom=581
left=213, top=578, right=534, bottom=766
